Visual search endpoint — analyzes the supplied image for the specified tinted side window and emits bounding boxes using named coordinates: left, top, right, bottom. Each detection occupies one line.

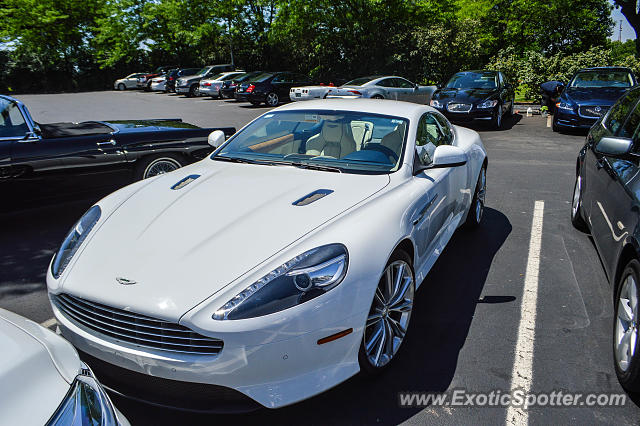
left=415, top=113, right=447, bottom=166
left=395, top=78, right=414, bottom=88
left=378, top=79, right=396, bottom=88
left=0, top=100, right=28, bottom=138
left=605, top=89, right=640, bottom=134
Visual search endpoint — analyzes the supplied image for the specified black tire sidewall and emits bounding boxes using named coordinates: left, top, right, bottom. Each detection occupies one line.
left=358, top=249, right=415, bottom=376
left=464, top=166, right=486, bottom=229
left=134, top=154, right=186, bottom=180
left=570, top=174, right=588, bottom=231
left=614, top=260, right=640, bottom=391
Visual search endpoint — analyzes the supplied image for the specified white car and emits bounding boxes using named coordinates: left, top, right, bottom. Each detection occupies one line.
left=0, top=308, right=129, bottom=425
left=149, top=76, right=167, bottom=92
left=47, top=99, right=487, bottom=410
left=289, top=85, right=336, bottom=101
left=199, top=71, right=246, bottom=98
left=113, top=73, right=147, bottom=91
left=326, top=75, right=436, bottom=104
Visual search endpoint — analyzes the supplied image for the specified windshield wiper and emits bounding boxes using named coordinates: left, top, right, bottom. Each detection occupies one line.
left=213, top=156, right=342, bottom=172
left=290, top=162, right=342, bottom=173
left=213, top=155, right=262, bottom=164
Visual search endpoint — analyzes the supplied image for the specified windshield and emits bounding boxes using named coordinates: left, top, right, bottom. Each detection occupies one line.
left=213, top=110, right=408, bottom=174
left=446, top=72, right=497, bottom=89
left=570, top=71, right=633, bottom=88
left=344, top=76, right=380, bottom=86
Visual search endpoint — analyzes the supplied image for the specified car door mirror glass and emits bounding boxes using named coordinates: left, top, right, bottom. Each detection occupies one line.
left=208, top=130, right=226, bottom=148
left=595, top=136, right=633, bottom=157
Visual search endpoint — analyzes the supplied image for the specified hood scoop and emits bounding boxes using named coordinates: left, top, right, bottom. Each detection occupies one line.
left=171, top=174, right=200, bottom=190
left=292, top=189, right=333, bottom=206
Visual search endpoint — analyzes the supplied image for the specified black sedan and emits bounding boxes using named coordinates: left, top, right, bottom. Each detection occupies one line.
left=554, top=67, right=637, bottom=132
left=235, top=72, right=313, bottom=107
left=220, top=71, right=263, bottom=99
left=0, top=95, right=234, bottom=209
left=572, top=86, right=640, bottom=391
left=429, top=70, right=515, bottom=129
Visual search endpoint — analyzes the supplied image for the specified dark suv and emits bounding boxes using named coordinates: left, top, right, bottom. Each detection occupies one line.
left=176, top=64, right=236, bottom=97
left=235, top=72, right=313, bottom=106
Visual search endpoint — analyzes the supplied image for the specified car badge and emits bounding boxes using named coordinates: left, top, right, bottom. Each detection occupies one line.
left=116, top=277, right=137, bottom=285
left=594, top=106, right=601, bottom=113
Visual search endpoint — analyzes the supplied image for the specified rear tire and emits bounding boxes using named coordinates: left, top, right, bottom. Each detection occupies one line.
left=614, top=260, right=640, bottom=391
left=372, top=95, right=384, bottom=99
left=266, top=92, right=279, bottom=107
left=359, top=249, right=415, bottom=375
left=135, top=154, right=187, bottom=180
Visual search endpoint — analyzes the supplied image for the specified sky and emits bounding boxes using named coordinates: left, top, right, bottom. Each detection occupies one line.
left=610, top=1, right=636, bottom=41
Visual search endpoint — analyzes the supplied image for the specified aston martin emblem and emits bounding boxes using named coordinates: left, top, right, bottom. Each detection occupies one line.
left=116, top=277, right=137, bottom=285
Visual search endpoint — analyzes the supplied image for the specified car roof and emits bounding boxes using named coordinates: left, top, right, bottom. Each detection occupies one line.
left=274, top=99, right=434, bottom=121
left=577, top=66, right=633, bottom=72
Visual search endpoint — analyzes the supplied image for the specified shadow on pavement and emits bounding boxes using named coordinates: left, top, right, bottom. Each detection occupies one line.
left=115, top=207, right=512, bottom=425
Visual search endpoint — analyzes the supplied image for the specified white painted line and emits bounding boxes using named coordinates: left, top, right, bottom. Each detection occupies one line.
left=506, top=200, right=544, bottom=426
left=40, top=317, right=57, bottom=328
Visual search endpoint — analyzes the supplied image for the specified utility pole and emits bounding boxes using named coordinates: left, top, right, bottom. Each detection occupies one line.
left=620, top=19, right=623, bottom=42
left=227, top=18, right=234, bottom=67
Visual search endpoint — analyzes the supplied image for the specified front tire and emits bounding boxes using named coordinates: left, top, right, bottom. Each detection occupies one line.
left=135, top=154, right=186, bottom=180
left=571, top=173, right=588, bottom=232
left=117, top=83, right=126, bottom=91
left=614, top=260, right=640, bottom=391
left=464, top=166, right=487, bottom=229
left=359, top=250, right=415, bottom=375
left=188, top=84, right=199, bottom=98
left=491, top=104, right=503, bottom=130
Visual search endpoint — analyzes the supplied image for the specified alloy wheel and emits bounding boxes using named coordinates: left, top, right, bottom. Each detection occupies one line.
left=143, top=158, right=182, bottom=179
left=615, top=274, right=638, bottom=372
left=475, top=167, right=486, bottom=223
left=364, top=260, right=414, bottom=368
left=266, top=92, right=279, bottom=107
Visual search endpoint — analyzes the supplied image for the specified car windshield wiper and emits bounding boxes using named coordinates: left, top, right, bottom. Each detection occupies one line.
left=212, top=155, right=261, bottom=164
left=289, top=162, right=342, bottom=173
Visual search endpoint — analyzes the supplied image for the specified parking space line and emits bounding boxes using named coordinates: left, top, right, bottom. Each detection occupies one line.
left=40, top=317, right=57, bottom=328
left=506, top=200, right=544, bottom=426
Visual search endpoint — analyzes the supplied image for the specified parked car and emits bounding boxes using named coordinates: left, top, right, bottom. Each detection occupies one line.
left=289, top=84, right=336, bottom=101
left=219, top=71, right=263, bottom=99
left=553, top=67, right=637, bottom=132
left=46, top=99, right=487, bottom=411
left=176, top=64, right=236, bottom=97
left=236, top=72, right=313, bottom=106
left=165, top=68, right=200, bottom=93
left=199, top=71, right=246, bottom=98
left=0, top=95, right=235, bottom=210
left=150, top=74, right=169, bottom=92
left=136, top=65, right=177, bottom=91
left=0, top=307, right=129, bottom=425
left=429, top=70, right=515, bottom=130
left=113, top=73, right=148, bottom=91
left=326, top=76, right=436, bottom=105
left=571, top=86, right=640, bottom=392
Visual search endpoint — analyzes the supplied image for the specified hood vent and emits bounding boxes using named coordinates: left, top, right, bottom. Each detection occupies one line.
left=171, top=174, right=200, bottom=190
left=292, top=189, right=333, bottom=206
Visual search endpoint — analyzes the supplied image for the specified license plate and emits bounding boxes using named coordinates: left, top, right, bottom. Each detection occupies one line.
left=295, top=93, right=301, bottom=97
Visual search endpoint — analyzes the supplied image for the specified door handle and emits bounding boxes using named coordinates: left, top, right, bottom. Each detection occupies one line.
left=97, top=139, right=116, bottom=147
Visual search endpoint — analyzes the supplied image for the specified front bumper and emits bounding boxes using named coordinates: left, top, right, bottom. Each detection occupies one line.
left=50, top=291, right=364, bottom=409
left=434, top=107, right=494, bottom=122
left=176, top=86, right=191, bottom=94
left=553, top=108, right=597, bottom=129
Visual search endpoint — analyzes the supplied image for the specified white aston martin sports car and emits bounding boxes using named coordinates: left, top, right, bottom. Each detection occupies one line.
left=325, top=76, right=437, bottom=104
left=47, top=99, right=487, bottom=411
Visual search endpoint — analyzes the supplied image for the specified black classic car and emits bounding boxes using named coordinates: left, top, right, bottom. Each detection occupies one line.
left=0, top=95, right=234, bottom=209
left=572, top=86, right=640, bottom=391
left=553, top=67, right=637, bottom=132
left=429, top=70, right=515, bottom=129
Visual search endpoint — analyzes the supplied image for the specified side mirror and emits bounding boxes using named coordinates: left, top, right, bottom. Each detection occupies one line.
left=208, top=130, right=226, bottom=148
left=414, top=145, right=467, bottom=174
left=595, top=136, right=633, bottom=157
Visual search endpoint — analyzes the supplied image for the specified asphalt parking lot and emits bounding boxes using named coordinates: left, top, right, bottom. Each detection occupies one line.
left=2, top=90, right=640, bottom=425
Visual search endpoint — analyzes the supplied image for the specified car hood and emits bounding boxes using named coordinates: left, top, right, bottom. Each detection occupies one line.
left=0, top=309, right=79, bottom=425
left=61, top=162, right=389, bottom=321
left=564, top=86, right=629, bottom=105
left=432, top=88, right=498, bottom=104
left=106, top=120, right=200, bottom=131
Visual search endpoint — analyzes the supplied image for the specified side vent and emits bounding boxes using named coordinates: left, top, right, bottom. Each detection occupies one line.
left=292, top=189, right=333, bottom=206
left=171, top=174, right=200, bottom=190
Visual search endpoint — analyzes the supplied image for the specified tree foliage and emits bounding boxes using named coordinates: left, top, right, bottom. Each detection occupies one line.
left=0, top=0, right=621, bottom=93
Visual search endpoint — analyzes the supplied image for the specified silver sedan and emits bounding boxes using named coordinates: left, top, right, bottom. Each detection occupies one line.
left=326, top=76, right=436, bottom=104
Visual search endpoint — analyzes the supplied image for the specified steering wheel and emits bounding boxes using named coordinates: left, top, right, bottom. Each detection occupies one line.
left=362, top=143, right=399, bottom=163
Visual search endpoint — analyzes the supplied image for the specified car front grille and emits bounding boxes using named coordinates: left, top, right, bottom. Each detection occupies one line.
left=579, top=105, right=609, bottom=118
left=447, top=103, right=472, bottom=113
left=52, top=293, right=223, bottom=355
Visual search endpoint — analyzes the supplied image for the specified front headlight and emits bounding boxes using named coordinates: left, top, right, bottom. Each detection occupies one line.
left=477, top=99, right=498, bottom=109
left=213, top=244, right=348, bottom=320
left=430, top=99, right=443, bottom=108
left=51, top=205, right=101, bottom=279
left=557, top=101, right=574, bottom=111
left=47, top=363, right=119, bottom=426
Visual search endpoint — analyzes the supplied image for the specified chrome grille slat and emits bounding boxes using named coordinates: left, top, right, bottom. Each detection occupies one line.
left=447, top=103, right=472, bottom=113
left=53, top=293, right=223, bottom=355
left=579, top=105, right=609, bottom=118
left=55, top=297, right=220, bottom=344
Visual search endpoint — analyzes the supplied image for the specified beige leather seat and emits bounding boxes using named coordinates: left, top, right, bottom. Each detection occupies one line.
left=350, top=120, right=373, bottom=150
left=380, top=123, right=405, bottom=155
left=305, top=121, right=356, bottom=158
